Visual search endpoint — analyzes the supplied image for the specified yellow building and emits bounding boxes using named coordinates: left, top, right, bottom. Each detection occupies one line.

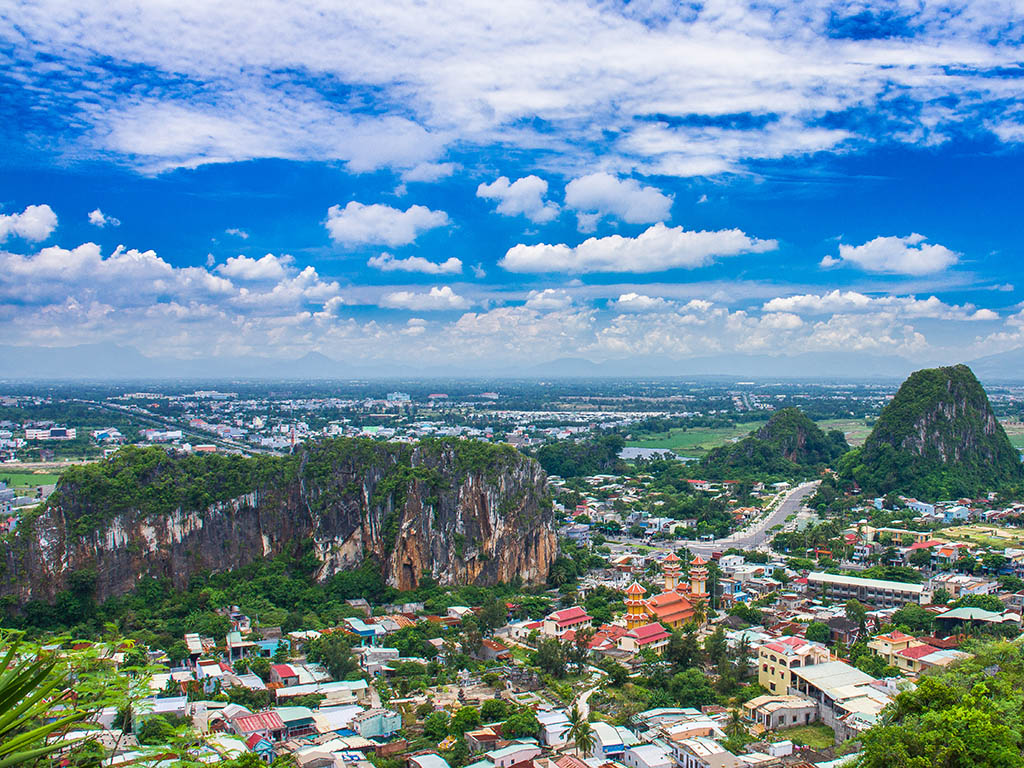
left=621, top=551, right=713, bottom=630
left=624, top=581, right=648, bottom=630
left=757, top=637, right=831, bottom=694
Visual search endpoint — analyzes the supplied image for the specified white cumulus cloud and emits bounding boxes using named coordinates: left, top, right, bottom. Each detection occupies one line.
left=368, top=252, right=462, bottom=274
left=401, top=162, right=457, bottom=182
left=216, top=253, right=294, bottom=281
left=477, top=176, right=559, bottom=223
left=524, top=288, right=573, bottom=310
left=0, top=204, right=57, bottom=242
left=325, top=202, right=449, bottom=247
left=500, top=222, right=776, bottom=274
left=821, top=234, right=959, bottom=275
left=614, top=292, right=672, bottom=312
left=763, top=290, right=998, bottom=321
left=379, top=285, right=470, bottom=310
left=88, top=208, right=120, bottom=227
left=564, top=173, right=672, bottom=231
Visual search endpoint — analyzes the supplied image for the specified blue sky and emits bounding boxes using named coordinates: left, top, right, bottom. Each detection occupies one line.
left=1, top=0, right=1023, bottom=369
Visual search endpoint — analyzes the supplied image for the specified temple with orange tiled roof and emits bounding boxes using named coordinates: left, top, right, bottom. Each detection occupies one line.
left=626, top=552, right=710, bottom=629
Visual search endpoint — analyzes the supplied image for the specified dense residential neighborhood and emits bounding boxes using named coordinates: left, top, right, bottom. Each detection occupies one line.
left=11, top=471, right=1024, bottom=767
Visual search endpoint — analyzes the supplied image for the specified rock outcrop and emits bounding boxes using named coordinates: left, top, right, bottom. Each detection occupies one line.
left=2, top=438, right=556, bottom=604
left=841, top=364, right=1023, bottom=499
left=699, top=407, right=849, bottom=479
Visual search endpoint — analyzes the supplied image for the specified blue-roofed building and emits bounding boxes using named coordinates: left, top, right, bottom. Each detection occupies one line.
left=245, top=734, right=275, bottom=762
left=345, top=617, right=385, bottom=646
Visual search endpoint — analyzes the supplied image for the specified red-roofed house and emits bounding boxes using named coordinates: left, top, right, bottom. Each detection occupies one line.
left=542, top=606, right=593, bottom=638
left=588, top=624, right=629, bottom=653
left=618, top=622, right=670, bottom=654
left=245, top=733, right=276, bottom=760
left=269, top=664, right=298, bottom=686
left=232, top=711, right=286, bottom=741
left=894, top=643, right=940, bottom=675
left=868, top=630, right=929, bottom=669
left=478, top=639, right=512, bottom=662
left=556, top=756, right=590, bottom=768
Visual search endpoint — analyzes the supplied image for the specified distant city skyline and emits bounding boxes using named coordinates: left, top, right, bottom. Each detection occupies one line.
left=2, top=1, right=1024, bottom=372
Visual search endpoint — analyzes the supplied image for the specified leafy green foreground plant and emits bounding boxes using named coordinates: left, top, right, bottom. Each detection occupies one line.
left=0, top=638, right=84, bottom=767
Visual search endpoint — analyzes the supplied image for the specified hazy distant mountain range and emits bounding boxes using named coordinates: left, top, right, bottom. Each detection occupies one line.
left=1, top=342, right=1022, bottom=381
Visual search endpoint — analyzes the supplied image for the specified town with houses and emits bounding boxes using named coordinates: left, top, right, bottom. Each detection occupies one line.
left=11, top=467, right=1024, bottom=766
left=3, top=374, right=1024, bottom=767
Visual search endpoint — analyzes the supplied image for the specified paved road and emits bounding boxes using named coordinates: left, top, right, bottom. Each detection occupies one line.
left=574, top=681, right=601, bottom=718
left=683, top=480, right=819, bottom=555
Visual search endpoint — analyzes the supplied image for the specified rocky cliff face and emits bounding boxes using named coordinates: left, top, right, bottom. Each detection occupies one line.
left=2, top=439, right=556, bottom=604
left=843, top=364, right=1023, bottom=498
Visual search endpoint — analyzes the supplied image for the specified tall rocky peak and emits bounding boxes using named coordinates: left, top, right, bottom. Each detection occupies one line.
left=844, top=364, right=1023, bottom=499
left=700, top=407, right=848, bottom=478
left=2, top=438, right=557, bottom=604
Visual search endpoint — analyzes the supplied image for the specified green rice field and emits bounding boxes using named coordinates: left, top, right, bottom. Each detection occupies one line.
left=1003, top=421, right=1024, bottom=451
left=625, top=416, right=875, bottom=456
left=0, top=471, right=61, bottom=492
left=625, top=421, right=767, bottom=456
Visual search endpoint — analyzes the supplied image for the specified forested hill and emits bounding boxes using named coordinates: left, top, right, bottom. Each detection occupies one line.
left=3, top=438, right=557, bottom=604
left=840, top=364, right=1023, bottom=499
left=856, top=641, right=1024, bottom=767
left=698, top=408, right=848, bottom=480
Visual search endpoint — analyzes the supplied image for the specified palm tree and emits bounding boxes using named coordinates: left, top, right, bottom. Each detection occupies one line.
left=0, top=638, right=85, bottom=767
left=692, top=597, right=707, bottom=627
left=567, top=704, right=594, bottom=758
left=726, top=707, right=744, bottom=738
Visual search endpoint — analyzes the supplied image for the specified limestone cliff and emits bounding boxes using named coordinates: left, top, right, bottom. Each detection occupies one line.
left=841, top=364, right=1023, bottom=499
left=2, top=438, right=556, bottom=604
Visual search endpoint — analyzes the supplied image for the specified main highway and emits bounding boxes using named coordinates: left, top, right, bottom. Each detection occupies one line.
left=683, top=480, right=820, bottom=555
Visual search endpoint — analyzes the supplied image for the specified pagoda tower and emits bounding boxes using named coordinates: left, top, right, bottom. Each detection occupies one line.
left=624, top=581, right=648, bottom=629
left=662, top=551, right=681, bottom=592
left=689, top=554, right=709, bottom=597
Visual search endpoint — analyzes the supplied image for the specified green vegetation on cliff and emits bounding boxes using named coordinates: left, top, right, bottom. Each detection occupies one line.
left=534, top=433, right=625, bottom=478
left=43, top=437, right=526, bottom=538
left=698, top=408, right=848, bottom=480
left=839, top=365, right=1023, bottom=500
left=51, top=446, right=288, bottom=528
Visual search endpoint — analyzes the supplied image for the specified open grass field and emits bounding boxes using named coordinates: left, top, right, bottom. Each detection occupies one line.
left=1002, top=421, right=1024, bottom=451
left=772, top=723, right=835, bottom=749
left=817, top=418, right=875, bottom=448
left=936, top=524, right=1024, bottom=548
left=626, top=416, right=875, bottom=455
left=0, top=471, right=61, bottom=492
left=625, top=421, right=767, bottom=456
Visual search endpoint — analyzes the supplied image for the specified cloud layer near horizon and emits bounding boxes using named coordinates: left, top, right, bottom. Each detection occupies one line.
left=1, top=225, right=1018, bottom=366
